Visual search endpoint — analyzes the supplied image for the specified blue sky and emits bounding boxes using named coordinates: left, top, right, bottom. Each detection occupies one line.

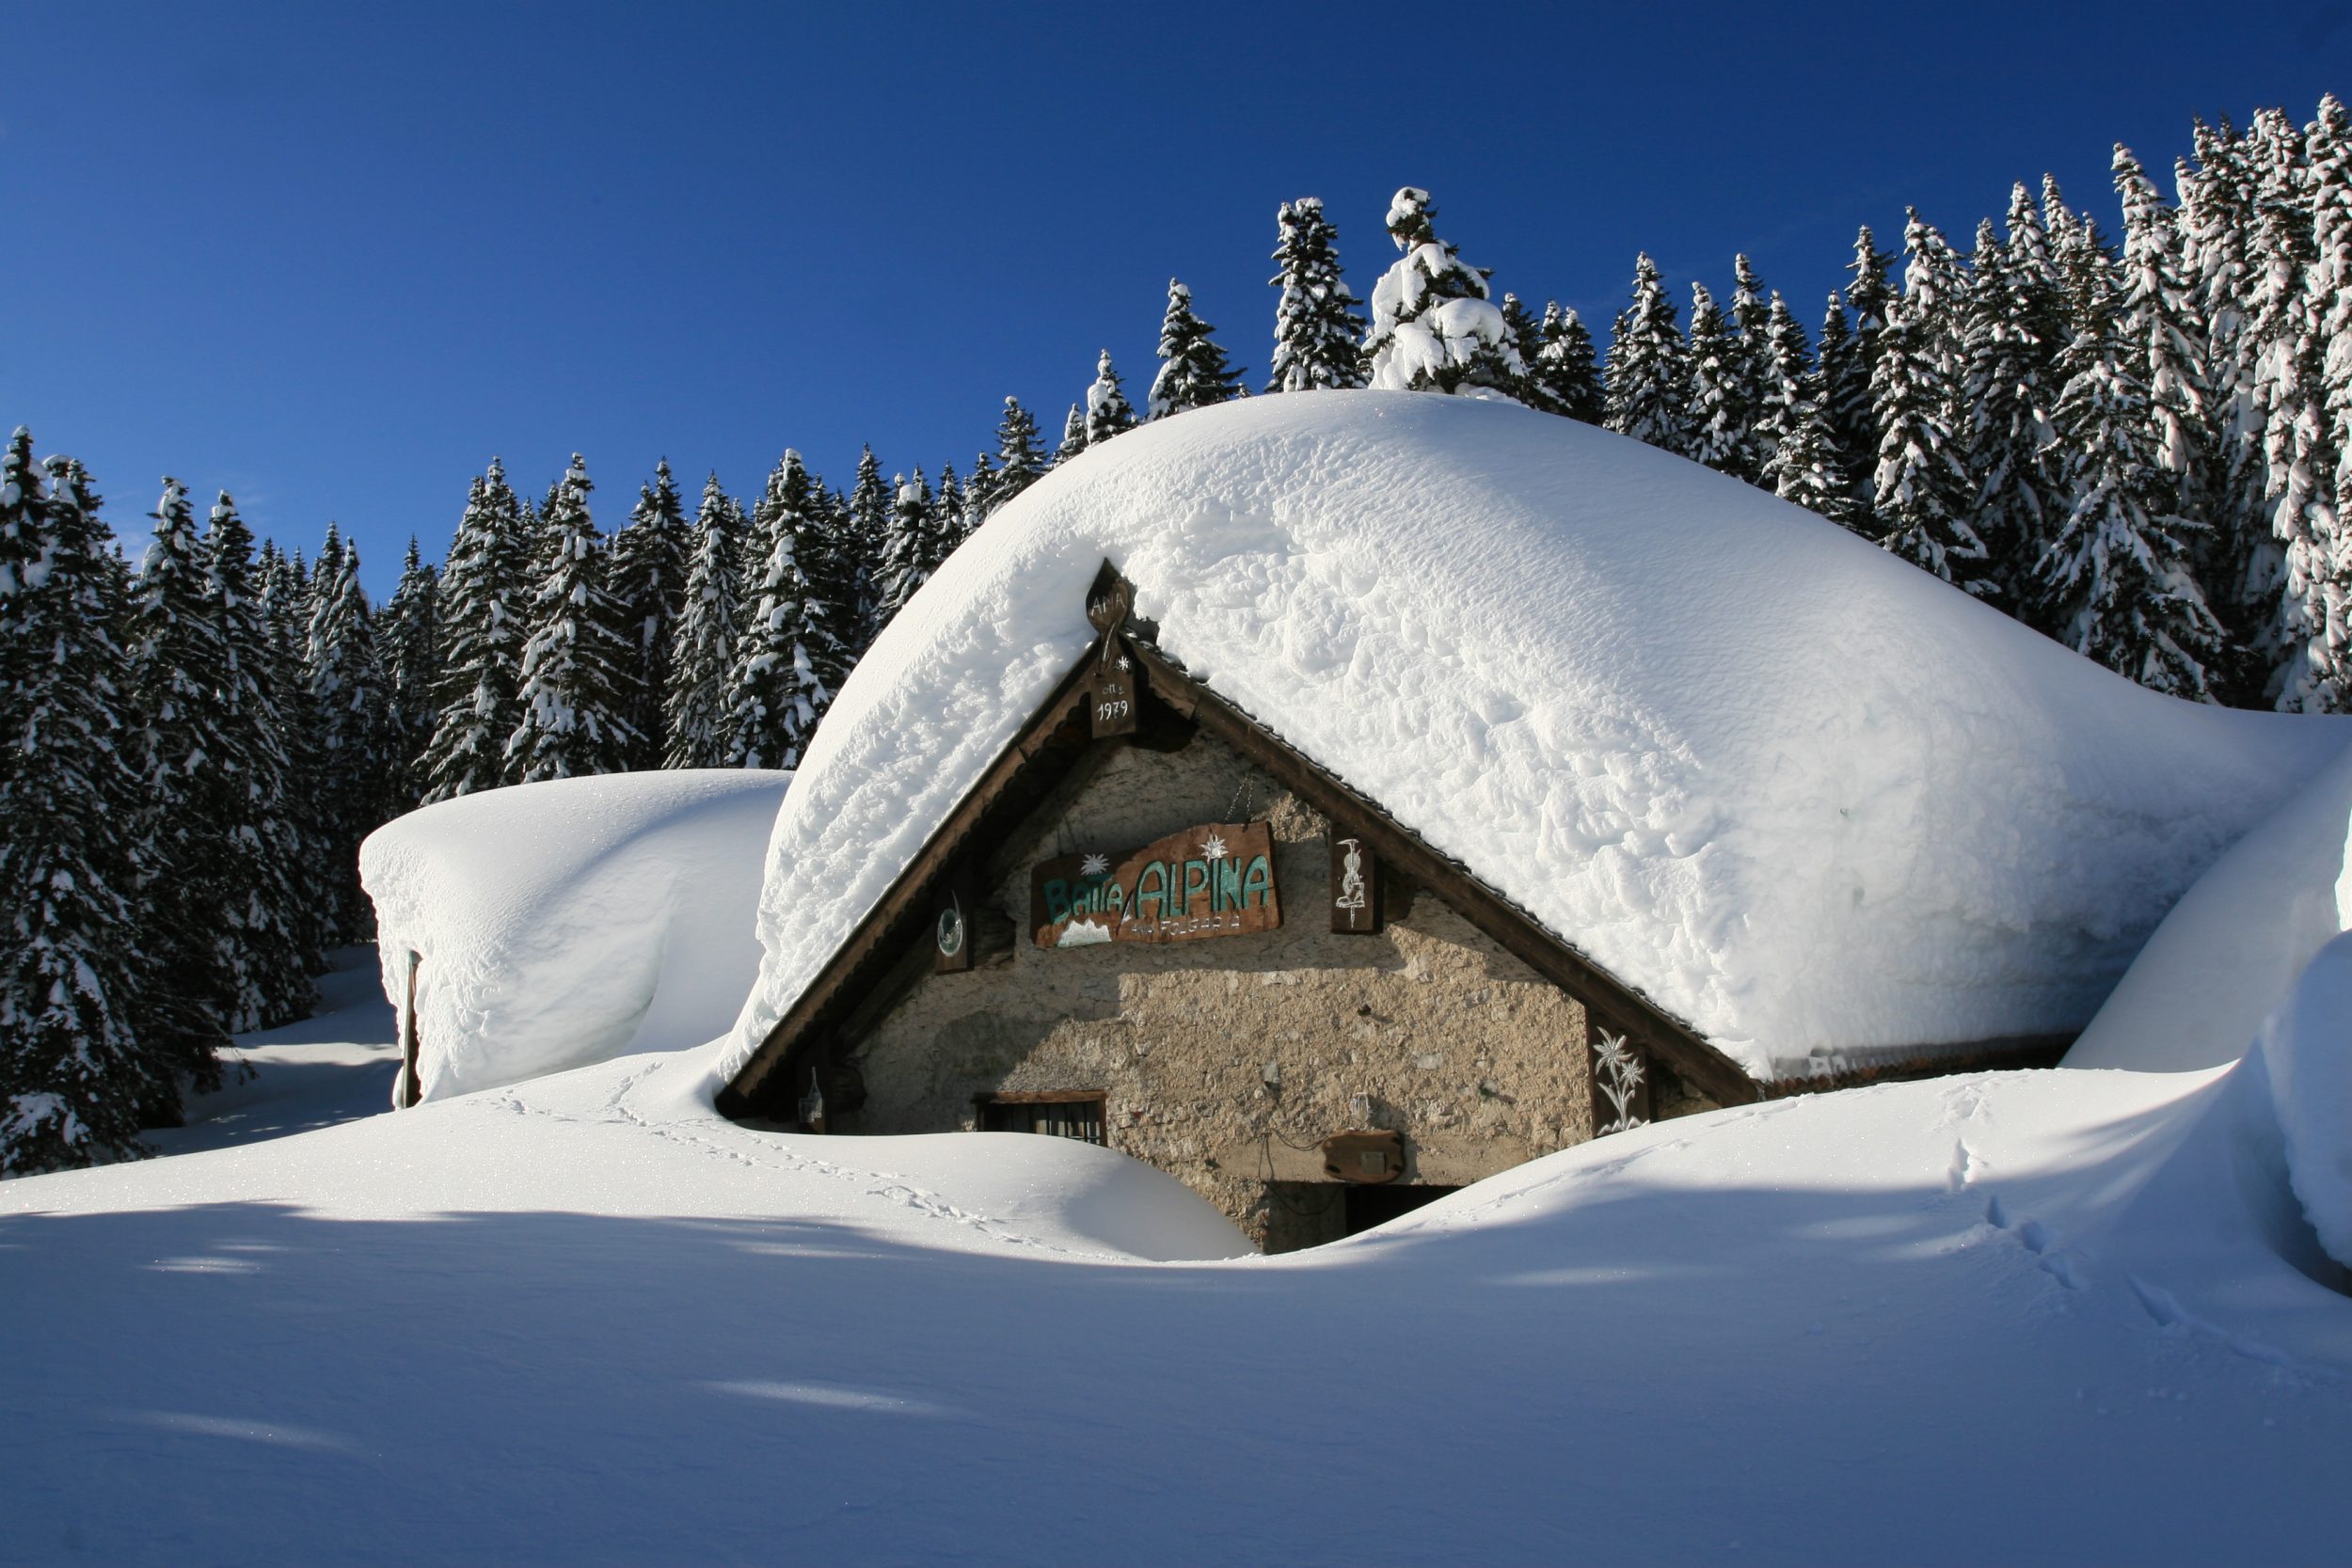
left=6, top=0, right=2346, bottom=594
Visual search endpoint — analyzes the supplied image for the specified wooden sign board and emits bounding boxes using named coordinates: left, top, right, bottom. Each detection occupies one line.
left=1090, top=640, right=1139, bottom=738
left=1321, top=1128, right=1403, bottom=1184
left=1587, top=1020, right=1652, bottom=1136
left=1032, top=821, right=1279, bottom=948
left=1328, top=832, right=1382, bottom=934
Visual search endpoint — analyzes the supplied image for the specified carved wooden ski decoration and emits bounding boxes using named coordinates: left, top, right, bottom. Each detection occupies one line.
left=1587, top=1019, right=1652, bottom=1135
left=1031, top=821, right=1279, bottom=947
left=1328, top=832, right=1382, bottom=934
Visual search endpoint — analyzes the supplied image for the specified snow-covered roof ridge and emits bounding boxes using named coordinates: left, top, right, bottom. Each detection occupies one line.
left=723, top=391, right=2350, bottom=1085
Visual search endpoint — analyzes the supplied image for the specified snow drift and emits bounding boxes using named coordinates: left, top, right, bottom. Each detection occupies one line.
left=2068, top=742, right=2352, bottom=1072
left=725, top=392, right=2348, bottom=1085
left=362, top=769, right=791, bottom=1102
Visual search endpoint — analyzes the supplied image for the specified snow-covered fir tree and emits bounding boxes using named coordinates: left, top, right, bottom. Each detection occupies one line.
left=610, top=458, right=691, bottom=768
left=1958, top=213, right=2056, bottom=615
left=845, top=446, right=890, bottom=646
left=2038, top=259, right=2230, bottom=700
left=1727, top=253, right=1774, bottom=415
left=2114, top=145, right=2213, bottom=524
left=990, top=400, right=1049, bottom=516
left=304, top=526, right=388, bottom=945
left=378, top=536, right=439, bottom=809
left=2259, top=100, right=2345, bottom=708
left=1150, top=279, right=1247, bottom=416
left=1685, top=281, right=1754, bottom=477
left=1751, top=293, right=1822, bottom=496
left=1526, top=302, right=1605, bottom=423
left=1872, top=214, right=1989, bottom=591
left=1834, top=229, right=1899, bottom=522
left=932, top=463, right=971, bottom=559
left=963, top=451, right=1000, bottom=531
left=0, top=439, right=161, bottom=1171
left=1605, top=253, right=1692, bottom=453
left=253, top=536, right=326, bottom=969
left=2181, top=119, right=2275, bottom=689
left=726, top=451, right=835, bottom=769
left=1266, top=197, right=1367, bottom=392
left=1501, top=293, right=1544, bottom=381
left=1055, top=404, right=1087, bottom=467
left=421, top=460, right=530, bottom=800
left=1362, top=188, right=1520, bottom=397
left=663, top=473, right=742, bottom=769
left=1084, top=351, right=1137, bottom=445
left=875, top=469, right=935, bottom=627
left=121, top=479, right=235, bottom=1099
left=506, top=455, right=641, bottom=781
left=206, top=491, right=316, bottom=1024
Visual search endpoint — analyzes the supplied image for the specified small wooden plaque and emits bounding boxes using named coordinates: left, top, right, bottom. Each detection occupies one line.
left=1321, top=1128, right=1404, bottom=1184
left=1090, top=640, right=1140, bottom=738
left=1328, top=832, right=1382, bottom=934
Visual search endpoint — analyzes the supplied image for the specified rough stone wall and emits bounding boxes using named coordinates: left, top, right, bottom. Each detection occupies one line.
left=844, top=729, right=1704, bottom=1247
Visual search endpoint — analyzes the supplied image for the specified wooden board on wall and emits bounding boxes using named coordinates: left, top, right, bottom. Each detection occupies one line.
left=1031, top=820, right=1279, bottom=947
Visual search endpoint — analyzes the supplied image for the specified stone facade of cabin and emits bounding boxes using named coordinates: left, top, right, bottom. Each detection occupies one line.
left=834, top=726, right=1722, bottom=1250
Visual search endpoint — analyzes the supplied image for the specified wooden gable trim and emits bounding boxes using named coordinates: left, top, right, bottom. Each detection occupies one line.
left=718, top=648, right=1104, bottom=1118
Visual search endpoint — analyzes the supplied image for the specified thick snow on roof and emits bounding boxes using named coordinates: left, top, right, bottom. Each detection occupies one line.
left=724, top=392, right=2349, bottom=1084
left=363, top=769, right=790, bottom=1101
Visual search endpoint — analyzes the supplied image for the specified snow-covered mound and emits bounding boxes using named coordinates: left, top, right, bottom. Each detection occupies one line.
left=6, top=1014, right=2347, bottom=1562
left=2068, top=744, right=2352, bottom=1072
left=2255, top=931, right=2352, bottom=1271
left=362, top=769, right=791, bottom=1102
left=725, top=392, right=2347, bottom=1083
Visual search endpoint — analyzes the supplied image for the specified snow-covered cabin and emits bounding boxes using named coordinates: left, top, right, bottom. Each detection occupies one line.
left=718, top=393, right=2346, bottom=1250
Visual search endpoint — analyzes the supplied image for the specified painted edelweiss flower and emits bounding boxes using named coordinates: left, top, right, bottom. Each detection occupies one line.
left=1079, top=852, right=1109, bottom=877
left=1200, top=833, right=1229, bottom=861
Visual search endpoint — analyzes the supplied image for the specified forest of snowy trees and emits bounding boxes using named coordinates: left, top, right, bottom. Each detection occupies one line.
left=6, top=95, right=2352, bottom=1174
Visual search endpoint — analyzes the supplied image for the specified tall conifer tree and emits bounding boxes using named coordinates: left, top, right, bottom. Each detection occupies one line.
left=610, top=458, right=691, bottom=768
left=506, top=456, right=640, bottom=780
left=664, top=474, right=742, bottom=769
left=1084, top=351, right=1138, bottom=444
left=726, top=451, right=834, bottom=769
left=421, top=461, right=529, bottom=800
left=304, top=527, right=387, bottom=945
left=379, top=537, right=439, bottom=809
left=1604, top=254, right=1692, bottom=453
left=1266, top=197, right=1368, bottom=392
left=1362, top=188, right=1519, bottom=397
left=1872, top=215, right=1988, bottom=590
left=1151, top=279, right=1247, bottom=415
left=0, top=439, right=160, bottom=1170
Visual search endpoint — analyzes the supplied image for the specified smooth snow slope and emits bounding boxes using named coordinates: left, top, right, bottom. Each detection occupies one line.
left=4, top=1018, right=2346, bottom=1565
left=727, top=392, right=2347, bottom=1084
left=362, top=769, right=791, bottom=1102
left=2069, top=742, right=2352, bottom=1072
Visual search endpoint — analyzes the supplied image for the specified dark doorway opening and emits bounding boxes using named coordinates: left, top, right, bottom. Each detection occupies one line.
left=1344, top=1182, right=1462, bottom=1232
left=975, top=1092, right=1106, bottom=1146
left=1263, top=1181, right=1465, bottom=1253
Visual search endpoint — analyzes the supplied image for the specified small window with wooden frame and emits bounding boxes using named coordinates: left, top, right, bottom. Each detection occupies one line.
left=975, top=1090, right=1107, bottom=1146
